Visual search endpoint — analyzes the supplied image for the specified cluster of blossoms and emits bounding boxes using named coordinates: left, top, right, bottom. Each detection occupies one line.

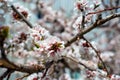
left=30, top=25, right=64, bottom=61
left=6, top=24, right=64, bottom=63
left=73, top=0, right=101, bottom=29
left=74, top=0, right=101, bottom=12
left=1, top=2, right=64, bottom=64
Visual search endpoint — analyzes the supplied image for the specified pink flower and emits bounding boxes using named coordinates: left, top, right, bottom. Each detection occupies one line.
left=74, top=0, right=88, bottom=11
left=47, top=42, right=63, bottom=57
left=93, top=0, right=101, bottom=5
left=12, top=3, right=29, bottom=20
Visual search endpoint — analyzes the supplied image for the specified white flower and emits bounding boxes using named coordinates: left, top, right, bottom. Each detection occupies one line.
left=4, top=0, right=13, bottom=2
left=81, top=60, right=98, bottom=70
left=27, top=73, right=38, bottom=80
left=97, top=69, right=107, bottom=77
left=74, top=0, right=88, bottom=11
left=73, top=15, right=82, bottom=29
left=85, top=14, right=93, bottom=22
left=100, top=51, right=114, bottom=62
left=110, top=74, right=120, bottom=80
left=26, top=59, right=38, bottom=66
left=13, top=49, right=28, bottom=58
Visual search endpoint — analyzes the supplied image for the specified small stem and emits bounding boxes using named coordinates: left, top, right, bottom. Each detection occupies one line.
left=41, top=61, right=54, bottom=79
left=11, top=5, right=33, bottom=28
left=82, top=36, right=110, bottom=75
left=87, top=6, right=120, bottom=15
left=0, top=69, right=13, bottom=80
left=0, top=69, right=9, bottom=80
left=16, top=74, right=29, bottom=80
left=62, top=56, right=95, bottom=71
left=0, top=43, right=6, bottom=59
left=6, top=70, right=14, bottom=80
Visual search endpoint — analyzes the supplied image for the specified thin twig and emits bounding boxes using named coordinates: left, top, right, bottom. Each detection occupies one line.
left=87, top=6, right=120, bottom=15
left=16, top=74, right=30, bottom=80
left=6, top=70, right=14, bottom=80
left=11, top=5, right=33, bottom=28
left=82, top=36, right=110, bottom=75
left=0, top=69, right=13, bottom=80
left=41, top=61, right=54, bottom=79
left=62, top=56, right=95, bottom=71
left=0, top=42, right=7, bottom=59
left=0, top=69, right=9, bottom=80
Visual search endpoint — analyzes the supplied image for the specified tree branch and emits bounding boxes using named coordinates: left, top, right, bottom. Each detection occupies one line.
left=11, top=5, right=33, bottom=28
left=16, top=74, right=29, bottom=80
left=87, top=6, right=120, bottom=15
left=62, top=56, right=95, bottom=71
left=65, top=12, right=120, bottom=47
left=0, top=43, right=7, bottom=59
left=0, top=59, right=45, bottom=74
left=82, top=36, right=110, bottom=75
left=0, top=69, right=10, bottom=80
left=6, top=70, right=14, bottom=80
